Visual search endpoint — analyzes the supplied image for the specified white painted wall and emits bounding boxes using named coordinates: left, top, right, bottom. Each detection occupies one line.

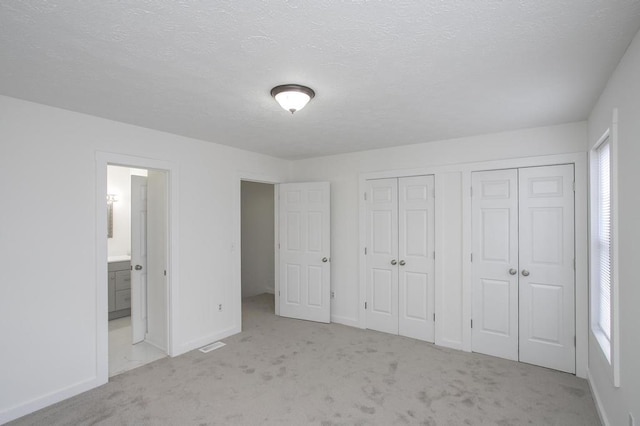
left=587, top=29, right=640, bottom=426
left=290, top=122, right=587, bottom=348
left=241, top=181, right=275, bottom=298
left=0, top=95, right=290, bottom=423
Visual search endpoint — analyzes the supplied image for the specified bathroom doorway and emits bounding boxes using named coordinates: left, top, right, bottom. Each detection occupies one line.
left=106, top=165, right=168, bottom=377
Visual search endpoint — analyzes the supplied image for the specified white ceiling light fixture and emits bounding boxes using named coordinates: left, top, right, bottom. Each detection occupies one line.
left=271, top=84, right=315, bottom=114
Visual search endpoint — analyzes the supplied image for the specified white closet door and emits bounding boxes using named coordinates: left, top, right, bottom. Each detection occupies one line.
left=366, top=179, right=399, bottom=334
left=518, top=165, right=575, bottom=373
left=398, top=176, right=435, bottom=342
left=279, top=182, right=331, bottom=323
left=471, top=169, right=519, bottom=361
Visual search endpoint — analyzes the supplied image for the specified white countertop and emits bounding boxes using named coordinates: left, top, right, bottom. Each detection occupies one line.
left=108, top=255, right=131, bottom=263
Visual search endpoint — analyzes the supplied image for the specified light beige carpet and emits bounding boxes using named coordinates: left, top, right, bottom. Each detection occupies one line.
left=11, top=294, right=600, bottom=425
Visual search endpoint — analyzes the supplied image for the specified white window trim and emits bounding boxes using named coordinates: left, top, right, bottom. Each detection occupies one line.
left=589, top=109, right=620, bottom=387
left=592, top=135, right=611, bottom=361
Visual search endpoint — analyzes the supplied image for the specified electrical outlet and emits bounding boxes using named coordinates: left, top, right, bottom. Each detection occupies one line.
left=330, top=291, right=335, bottom=299
left=218, top=304, right=223, bottom=311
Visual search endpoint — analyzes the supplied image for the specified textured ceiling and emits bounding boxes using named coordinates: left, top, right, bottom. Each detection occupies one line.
left=1, top=1, right=640, bottom=159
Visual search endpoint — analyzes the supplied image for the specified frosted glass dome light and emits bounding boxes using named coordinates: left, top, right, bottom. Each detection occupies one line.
left=271, top=84, right=315, bottom=114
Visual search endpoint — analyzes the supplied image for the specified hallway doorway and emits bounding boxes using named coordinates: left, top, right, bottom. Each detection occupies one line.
left=240, top=181, right=276, bottom=316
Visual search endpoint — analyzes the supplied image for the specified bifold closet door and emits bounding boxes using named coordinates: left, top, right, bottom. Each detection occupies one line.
left=471, top=169, right=519, bottom=361
left=398, top=176, right=435, bottom=342
left=366, top=178, right=399, bottom=335
left=518, top=165, right=575, bottom=374
left=366, top=176, right=435, bottom=342
left=471, top=165, right=575, bottom=373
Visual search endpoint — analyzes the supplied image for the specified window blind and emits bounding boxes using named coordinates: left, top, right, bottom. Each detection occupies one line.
left=597, top=140, right=612, bottom=341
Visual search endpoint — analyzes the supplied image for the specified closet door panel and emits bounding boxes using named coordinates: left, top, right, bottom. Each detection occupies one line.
left=471, top=169, right=519, bottom=361
left=518, top=165, right=575, bottom=373
left=398, top=176, right=435, bottom=342
left=366, top=179, right=399, bottom=334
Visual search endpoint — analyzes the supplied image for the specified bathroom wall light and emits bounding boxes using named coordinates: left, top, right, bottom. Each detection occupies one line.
left=271, top=84, right=315, bottom=114
left=106, top=194, right=118, bottom=238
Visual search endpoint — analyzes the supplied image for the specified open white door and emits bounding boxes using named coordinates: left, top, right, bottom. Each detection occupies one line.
left=279, top=182, right=331, bottom=323
left=145, top=170, right=168, bottom=350
left=130, top=176, right=148, bottom=344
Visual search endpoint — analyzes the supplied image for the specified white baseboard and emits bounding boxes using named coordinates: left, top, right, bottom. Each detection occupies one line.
left=2, top=325, right=242, bottom=423
left=175, top=326, right=239, bottom=357
left=587, top=369, right=610, bottom=426
left=331, top=315, right=360, bottom=328
left=0, top=375, right=104, bottom=424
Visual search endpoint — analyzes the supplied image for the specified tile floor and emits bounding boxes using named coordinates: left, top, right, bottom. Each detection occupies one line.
left=108, top=316, right=166, bottom=377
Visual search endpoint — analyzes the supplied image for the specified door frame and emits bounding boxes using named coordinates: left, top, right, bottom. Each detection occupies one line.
left=234, top=172, right=282, bottom=333
left=357, top=152, right=588, bottom=378
left=96, top=152, right=179, bottom=384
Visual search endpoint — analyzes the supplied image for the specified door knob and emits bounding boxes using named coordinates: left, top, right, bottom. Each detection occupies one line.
left=399, top=260, right=406, bottom=266
left=134, top=265, right=143, bottom=270
left=521, top=269, right=530, bottom=277
left=390, top=259, right=397, bottom=265
left=509, top=268, right=517, bottom=275
left=322, top=257, right=328, bottom=263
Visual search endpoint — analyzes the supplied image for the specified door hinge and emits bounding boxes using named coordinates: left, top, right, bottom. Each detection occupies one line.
left=278, top=291, right=281, bottom=296
left=470, top=186, right=473, bottom=197
left=433, top=251, right=436, bottom=260
left=471, top=319, right=473, bottom=328
left=433, top=313, right=436, bottom=322
left=164, top=270, right=167, bottom=276
left=364, top=301, right=367, bottom=310
left=364, top=192, right=367, bottom=201
left=572, top=181, right=575, bottom=192
left=574, top=335, right=576, bottom=347
left=278, top=243, right=281, bottom=249
left=364, top=247, right=367, bottom=255
left=470, top=253, right=473, bottom=262
left=573, top=258, right=575, bottom=270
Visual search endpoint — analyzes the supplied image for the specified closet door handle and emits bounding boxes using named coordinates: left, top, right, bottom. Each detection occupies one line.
left=509, top=268, right=517, bottom=275
left=399, top=260, right=406, bottom=266
left=521, top=269, right=530, bottom=277
left=390, top=259, right=397, bottom=265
